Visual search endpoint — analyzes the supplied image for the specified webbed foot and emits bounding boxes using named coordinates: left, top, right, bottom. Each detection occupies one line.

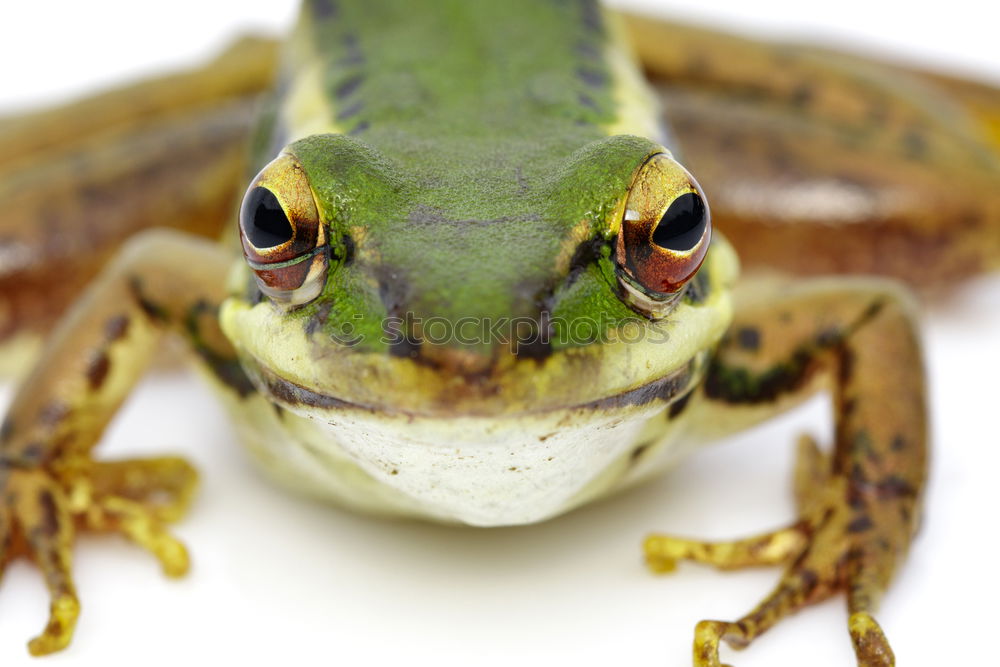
left=0, top=456, right=197, bottom=655
left=645, top=436, right=908, bottom=667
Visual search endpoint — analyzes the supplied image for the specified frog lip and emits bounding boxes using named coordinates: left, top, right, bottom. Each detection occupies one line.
left=252, top=355, right=701, bottom=419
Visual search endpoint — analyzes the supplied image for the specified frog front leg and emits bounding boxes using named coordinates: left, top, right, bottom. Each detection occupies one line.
left=0, top=230, right=238, bottom=655
left=646, top=278, right=926, bottom=667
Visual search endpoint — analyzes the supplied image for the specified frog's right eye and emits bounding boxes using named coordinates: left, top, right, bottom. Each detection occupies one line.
left=238, top=154, right=328, bottom=306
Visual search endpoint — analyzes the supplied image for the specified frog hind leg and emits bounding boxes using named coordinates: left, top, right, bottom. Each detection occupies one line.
left=0, top=36, right=278, bottom=355
left=644, top=278, right=926, bottom=666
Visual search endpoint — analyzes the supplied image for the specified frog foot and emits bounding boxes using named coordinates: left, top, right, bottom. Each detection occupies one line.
left=644, top=436, right=904, bottom=667
left=0, top=456, right=197, bottom=655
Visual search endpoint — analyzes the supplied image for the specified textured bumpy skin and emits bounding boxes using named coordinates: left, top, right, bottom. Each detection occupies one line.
left=0, top=0, right=996, bottom=663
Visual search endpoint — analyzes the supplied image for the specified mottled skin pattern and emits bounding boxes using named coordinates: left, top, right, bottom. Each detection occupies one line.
left=0, top=1, right=994, bottom=664
left=648, top=279, right=926, bottom=666
left=623, top=15, right=1000, bottom=290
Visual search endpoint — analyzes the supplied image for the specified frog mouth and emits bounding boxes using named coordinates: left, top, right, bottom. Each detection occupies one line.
left=251, top=353, right=704, bottom=418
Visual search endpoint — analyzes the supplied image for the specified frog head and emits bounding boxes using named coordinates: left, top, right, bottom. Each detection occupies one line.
left=220, top=132, right=737, bottom=418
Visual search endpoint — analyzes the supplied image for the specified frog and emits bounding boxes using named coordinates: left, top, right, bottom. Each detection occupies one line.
left=0, top=1, right=998, bottom=665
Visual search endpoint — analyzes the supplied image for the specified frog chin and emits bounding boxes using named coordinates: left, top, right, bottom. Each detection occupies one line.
left=228, top=358, right=704, bottom=526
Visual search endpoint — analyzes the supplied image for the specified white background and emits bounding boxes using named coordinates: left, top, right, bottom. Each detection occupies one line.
left=1, top=1, right=998, bottom=666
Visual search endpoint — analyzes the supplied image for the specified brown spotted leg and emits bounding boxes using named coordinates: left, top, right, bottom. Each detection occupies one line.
left=646, top=278, right=926, bottom=667
left=0, top=230, right=240, bottom=655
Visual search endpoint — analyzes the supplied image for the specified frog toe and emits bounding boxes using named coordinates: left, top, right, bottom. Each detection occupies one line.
left=849, top=611, right=894, bottom=667
left=90, top=494, right=191, bottom=577
left=90, top=456, right=198, bottom=523
left=647, top=468, right=909, bottom=666
left=27, top=594, right=81, bottom=657
left=2, top=468, right=81, bottom=656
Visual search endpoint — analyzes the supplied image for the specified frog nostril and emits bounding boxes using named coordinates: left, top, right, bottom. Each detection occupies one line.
left=242, top=187, right=294, bottom=249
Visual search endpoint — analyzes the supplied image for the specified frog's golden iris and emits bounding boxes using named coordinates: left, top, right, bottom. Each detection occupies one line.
left=238, top=153, right=328, bottom=305
left=615, top=152, right=710, bottom=318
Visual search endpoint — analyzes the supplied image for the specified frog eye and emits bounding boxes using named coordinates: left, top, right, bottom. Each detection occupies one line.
left=614, top=153, right=711, bottom=318
left=239, top=153, right=328, bottom=305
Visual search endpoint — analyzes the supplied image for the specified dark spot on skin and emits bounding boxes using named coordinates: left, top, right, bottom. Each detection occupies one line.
left=515, top=337, right=553, bottom=361
left=797, top=568, right=820, bottom=593
left=36, top=489, right=60, bottom=538
left=891, top=435, right=906, bottom=452
left=667, top=390, right=693, bottom=420
left=180, top=301, right=256, bottom=399
left=790, top=82, right=814, bottom=108
left=577, top=66, right=607, bottom=88
left=816, top=326, right=842, bottom=347
left=849, top=462, right=868, bottom=487
left=683, top=270, right=710, bottom=305
left=705, top=346, right=816, bottom=404
left=858, top=299, right=886, bottom=325
left=104, top=315, right=130, bottom=342
left=684, top=55, right=710, bottom=78
left=389, top=335, right=422, bottom=359
left=836, top=346, right=855, bottom=388
left=847, top=515, right=874, bottom=533
left=336, top=101, right=364, bottom=121
left=310, top=0, right=337, bottom=20
left=339, top=34, right=364, bottom=66
left=349, top=121, right=370, bottom=136
left=874, top=475, right=917, bottom=500
left=899, top=504, right=912, bottom=524
left=578, top=93, right=598, bottom=111
left=575, top=40, right=600, bottom=60
left=767, top=147, right=792, bottom=173
left=23, top=443, right=43, bottom=461
left=850, top=430, right=881, bottom=464
left=867, top=102, right=889, bottom=126
left=514, top=167, right=529, bottom=196
left=86, top=352, right=111, bottom=391
left=335, top=74, right=363, bottom=100
left=736, top=327, right=761, bottom=351
left=305, top=300, right=333, bottom=337
left=196, top=350, right=257, bottom=399
left=129, top=277, right=170, bottom=323
left=842, top=397, right=857, bottom=418
left=901, top=128, right=928, bottom=159
left=716, top=130, right=745, bottom=153
left=390, top=469, right=399, bottom=475
left=630, top=441, right=652, bottom=463
left=579, top=0, right=604, bottom=34
left=38, top=401, right=69, bottom=428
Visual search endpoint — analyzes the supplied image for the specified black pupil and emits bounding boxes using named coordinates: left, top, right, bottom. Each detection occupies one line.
left=651, top=192, right=707, bottom=252
left=242, top=187, right=293, bottom=248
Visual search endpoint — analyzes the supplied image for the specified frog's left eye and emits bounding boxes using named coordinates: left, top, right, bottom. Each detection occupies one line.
left=239, top=153, right=328, bottom=306
left=615, top=153, right=711, bottom=318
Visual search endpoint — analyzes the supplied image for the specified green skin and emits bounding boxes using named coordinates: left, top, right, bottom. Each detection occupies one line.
left=0, top=0, right=938, bottom=664
left=256, top=0, right=693, bottom=356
